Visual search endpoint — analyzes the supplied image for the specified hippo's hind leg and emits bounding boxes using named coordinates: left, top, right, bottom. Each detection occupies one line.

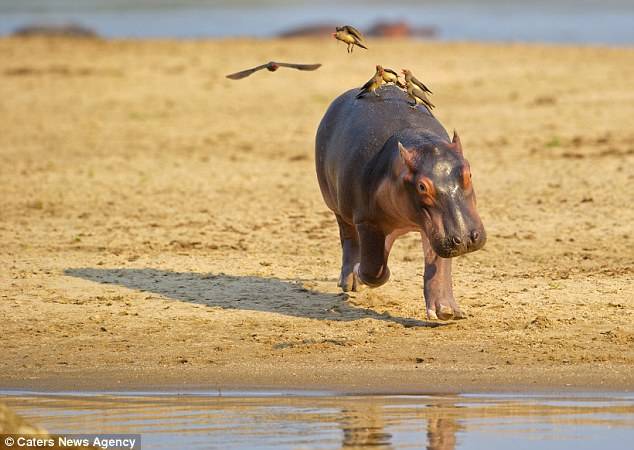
left=336, top=215, right=360, bottom=292
left=421, top=232, right=466, bottom=320
left=353, top=222, right=391, bottom=288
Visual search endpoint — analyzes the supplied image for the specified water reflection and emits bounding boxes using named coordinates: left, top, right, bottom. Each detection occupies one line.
left=341, top=404, right=393, bottom=448
left=427, top=416, right=461, bottom=450
left=339, top=401, right=463, bottom=449
left=1, top=392, right=633, bottom=449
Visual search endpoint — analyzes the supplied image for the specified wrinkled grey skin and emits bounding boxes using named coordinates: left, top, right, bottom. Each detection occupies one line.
left=315, top=86, right=486, bottom=320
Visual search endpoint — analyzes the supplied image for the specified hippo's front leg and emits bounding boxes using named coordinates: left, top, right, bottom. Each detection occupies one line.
left=353, top=222, right=391, bottom=288
left=421, top=232, right=465, bottom=320
left=335, top=214, right=360, bottom=292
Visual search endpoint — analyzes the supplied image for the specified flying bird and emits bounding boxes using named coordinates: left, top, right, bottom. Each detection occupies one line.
left=333, top=25, right=368, bottom=53
left=357, top=65, right=384, bottom=98
left=380, top=66, right=405, bottom=88
left=225, top=61, right=322, bottom=80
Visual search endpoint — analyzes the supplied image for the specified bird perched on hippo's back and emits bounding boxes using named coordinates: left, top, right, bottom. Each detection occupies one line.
left=380, top=66, right=405, bottom=88
left=356, top=65, right=384, bottom=98
left=402, top=68, right=435, bottom=111
left=333, top=25, right=368, bottom=53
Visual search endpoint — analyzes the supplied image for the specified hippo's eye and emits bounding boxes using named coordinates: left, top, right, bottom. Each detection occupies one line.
left=417, top=182, right=427, bottom=193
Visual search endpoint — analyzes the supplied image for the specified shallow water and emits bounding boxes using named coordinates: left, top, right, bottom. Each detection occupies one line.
left=2, top=391, right=634, bottom=449
left=1, top=0, right=634, bottom=44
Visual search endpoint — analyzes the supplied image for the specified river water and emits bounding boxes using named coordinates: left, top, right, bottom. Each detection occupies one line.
left=0, top=0, right=633, bottom=44
left=2, top=391, right=634, bottom=449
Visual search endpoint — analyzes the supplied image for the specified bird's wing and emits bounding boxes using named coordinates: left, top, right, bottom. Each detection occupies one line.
left=412, top=86, right=429, bottom=100
left=412, top=75, right=433, bottom=94
left=275, top=62, right=322, bottom=71
left=422, top=99, right=435, bottom=111
left=343, top=25, right=365, bottom=42
left=383, top=68, right=399, bottom=77
left=359, top=77, right=374, bottom=91
left=413, top=87, right=435, bottom=108
left=354, top=40, right=368, bottom=49
left=225, top=63, right=269, bottom=80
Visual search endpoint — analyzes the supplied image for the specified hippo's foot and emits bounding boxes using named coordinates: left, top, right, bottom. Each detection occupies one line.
left=353, top=263, right=390, bottom=288
left=337, top=267, right=363, bottom=292
left=426, top=296, right=466, bottom=321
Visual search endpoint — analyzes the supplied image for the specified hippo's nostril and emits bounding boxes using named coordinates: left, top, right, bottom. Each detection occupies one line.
left=470, top=230, right=480, bottom=243
left=452, top=236, right=462, bottom=246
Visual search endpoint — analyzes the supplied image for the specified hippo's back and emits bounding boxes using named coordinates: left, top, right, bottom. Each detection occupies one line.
left=315, top=85, right=448, bottom=217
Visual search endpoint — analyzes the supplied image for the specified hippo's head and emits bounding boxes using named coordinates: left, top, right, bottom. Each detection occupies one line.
left=398, top=131, right=486, bottom=257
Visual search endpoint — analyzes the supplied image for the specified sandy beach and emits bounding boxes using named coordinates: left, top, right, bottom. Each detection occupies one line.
left=0, top=37, right=633, bottom=393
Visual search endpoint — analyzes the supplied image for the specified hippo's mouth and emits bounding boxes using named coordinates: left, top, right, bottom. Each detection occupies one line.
left=422, top=209, right=487, bottom=258
left=433, top=235, right=486, bottom=258
left=428, top=227, right=487, bottom=258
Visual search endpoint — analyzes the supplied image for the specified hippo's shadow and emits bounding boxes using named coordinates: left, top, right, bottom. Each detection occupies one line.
left=64, top=268, right=442, bottom=328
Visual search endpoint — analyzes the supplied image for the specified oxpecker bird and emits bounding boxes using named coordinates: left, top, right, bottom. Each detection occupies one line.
left=402, top=69, right=435, bottom=111
left=357, top=65, right=384, bottom=98
left=226, top=61, right=322, bottom=80
left=380, top=66, right=405, bottom=88
left=333, top=25, right=368, bottom=53
left=402, top=69, right=433, bottom=94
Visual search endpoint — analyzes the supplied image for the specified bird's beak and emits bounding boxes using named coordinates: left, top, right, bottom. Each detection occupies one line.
left=332, top=33, right=337, bottom=37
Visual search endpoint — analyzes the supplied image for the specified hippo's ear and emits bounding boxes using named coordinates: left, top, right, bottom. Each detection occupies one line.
left=398, top=142, right=417, bottom=172
left=451, top=130, right=463, bottom=155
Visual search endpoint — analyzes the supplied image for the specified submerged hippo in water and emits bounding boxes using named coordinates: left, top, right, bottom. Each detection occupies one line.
left=315, top=85, right=486, bottom=320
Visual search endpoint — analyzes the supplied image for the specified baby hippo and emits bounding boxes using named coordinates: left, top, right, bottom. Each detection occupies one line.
left=315, top=85, right=486, bottom=320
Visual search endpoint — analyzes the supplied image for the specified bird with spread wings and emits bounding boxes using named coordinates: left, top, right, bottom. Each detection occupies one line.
left=226, top=61, right=322, bottom=80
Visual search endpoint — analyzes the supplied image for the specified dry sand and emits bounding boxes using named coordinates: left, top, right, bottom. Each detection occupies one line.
left=0, top=37, right=633, bottom=393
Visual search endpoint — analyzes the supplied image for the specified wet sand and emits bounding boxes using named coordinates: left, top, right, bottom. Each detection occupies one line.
left=0, top=37, right=633, bottom=393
